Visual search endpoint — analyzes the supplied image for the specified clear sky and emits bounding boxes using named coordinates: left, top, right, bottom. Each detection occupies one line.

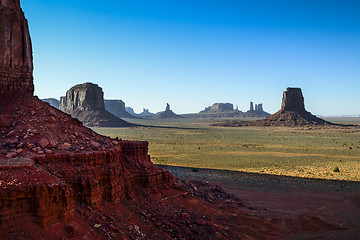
left=21, top=0, right=360, bottom=115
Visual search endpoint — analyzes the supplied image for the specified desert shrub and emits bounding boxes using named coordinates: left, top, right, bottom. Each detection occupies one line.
left=333, top=167, right=340, bottom=172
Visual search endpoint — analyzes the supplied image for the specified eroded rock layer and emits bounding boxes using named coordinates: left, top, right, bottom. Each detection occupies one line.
left=0, top=1, right=171, bottom=234
left=0, top=0, right=33, bottom=99
left=0, top=95, right=174, bottom=236
left=0, top=1, right=345, bottom=239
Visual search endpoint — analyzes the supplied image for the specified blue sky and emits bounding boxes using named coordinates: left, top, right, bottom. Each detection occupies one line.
left=22, top=0, right=360, bottom=115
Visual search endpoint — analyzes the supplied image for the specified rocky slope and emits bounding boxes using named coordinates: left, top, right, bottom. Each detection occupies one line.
left=60, top=83, right=133, bottom=127
left=0, top=1, right=169, bottom=237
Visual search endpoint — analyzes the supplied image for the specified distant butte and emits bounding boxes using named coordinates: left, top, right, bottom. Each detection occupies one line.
left=201, top=103, right=235, bottom=113
left=1, top=1, right=349, bottom=239
left=60, top=82, right=133, bottom=127
left=42, top=98, right=60, bottom=109
left=183, top=102, right=269, bottom=118
left=104, top=99, right=137, bottom=119
left=215, top=87, right=335, bottom=127
left=153, top=103, right=181, bottom=119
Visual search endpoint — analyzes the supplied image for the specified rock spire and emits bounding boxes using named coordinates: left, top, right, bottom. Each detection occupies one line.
left=154, top=103, right=181, bottom=119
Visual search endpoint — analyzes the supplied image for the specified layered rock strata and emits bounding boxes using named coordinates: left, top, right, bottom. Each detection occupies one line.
left=0, top=2, right=343, bottom=239
left=0, top=95, right=174, bottom=236
left=0, top=0, right=33, bottom=99
left=0, top=0, right=172, bottom=236
left=60, top=82, right=133, bottom=127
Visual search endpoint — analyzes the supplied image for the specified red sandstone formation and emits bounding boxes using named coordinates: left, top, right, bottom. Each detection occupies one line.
left=215, top=87, right=333, bottom=127
left=60, top=82, right=133, bottom=127
left=0, top=0, right=171, bottom=236
left=0, top=0, right=33, bottom=99
left=0, top=1, right=346, bottom=239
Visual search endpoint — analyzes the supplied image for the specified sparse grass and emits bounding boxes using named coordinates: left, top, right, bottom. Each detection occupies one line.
left=93, top=118, right=360, bottom=182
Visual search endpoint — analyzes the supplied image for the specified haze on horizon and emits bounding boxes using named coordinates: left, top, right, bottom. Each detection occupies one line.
left=22, top=0, right=360, bottom=116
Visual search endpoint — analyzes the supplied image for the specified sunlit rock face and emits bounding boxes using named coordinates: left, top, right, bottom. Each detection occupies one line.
left=60, top=83, right=105, bottom=112
left=0, top=0, right=33, bottom=99
left=281, top=88, right=305, bottom=112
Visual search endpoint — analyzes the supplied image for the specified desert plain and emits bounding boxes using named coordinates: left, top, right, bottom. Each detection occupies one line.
left=93, top=117, right=360, bottom=239
left=94, top=117, right=360, bottom=182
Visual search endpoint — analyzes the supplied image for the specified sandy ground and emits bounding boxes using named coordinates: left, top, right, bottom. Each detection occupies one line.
left=159, top=165, right=360, bottom=239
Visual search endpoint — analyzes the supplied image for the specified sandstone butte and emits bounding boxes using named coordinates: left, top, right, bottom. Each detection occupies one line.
left=214, top=87, right=335, bottom=127
left=0, top=1, right=345, bottom=239
left=59, top=82, right=133, bottom=127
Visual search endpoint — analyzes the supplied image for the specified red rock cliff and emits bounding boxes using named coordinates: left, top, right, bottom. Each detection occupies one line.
left=0, top=0, right=173, bottom=235
left=0, top=0, right=33, bottom=99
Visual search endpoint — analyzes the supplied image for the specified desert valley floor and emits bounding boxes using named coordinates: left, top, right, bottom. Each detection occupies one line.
left=92, top=117, right=360, bottom=239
